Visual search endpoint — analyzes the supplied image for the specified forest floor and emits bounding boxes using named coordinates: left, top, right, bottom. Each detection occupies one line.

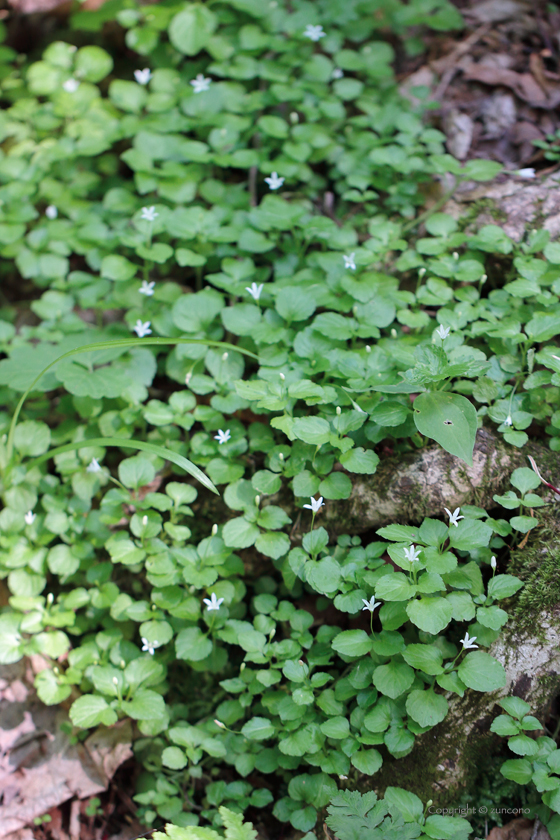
left=1, top=1, right=559, bottom=839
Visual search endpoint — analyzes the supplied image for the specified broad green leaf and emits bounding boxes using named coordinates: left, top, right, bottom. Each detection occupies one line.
left=458, top=651, right=506, bottom=692
left=406, top=597, right=453, bottom=634
left=413, top=391, right=477, bottom=465
left=406, top=689, right=448, bottom=728
left=168, top=5, right=217, bottom=55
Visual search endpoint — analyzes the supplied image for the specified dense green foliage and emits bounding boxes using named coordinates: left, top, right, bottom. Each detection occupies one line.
left=0, top=1, right=559, bottom=836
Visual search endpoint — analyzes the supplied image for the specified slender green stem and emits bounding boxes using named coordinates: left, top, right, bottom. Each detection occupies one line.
left=402, top=185, right=458, bottom=234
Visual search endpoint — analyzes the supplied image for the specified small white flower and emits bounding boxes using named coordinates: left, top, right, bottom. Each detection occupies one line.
left=332, top=68, right=344, bottom=80
left=214, top=429, right=231, bottom=445
left=140, top=206, right=158, bottom=222
left=304, top=24, right=326, bottom=41
left=515, top=168, right=536, bottom=179
left=245, top=282, right=264, bottom=301
left=203, top=592, right=225, bottom=611
left=63, top=78, right=80, bottom=93
left=436, top=325, right=450, bottom=340
left=134, top=68, right=152, bottom=85
left=444, top=507, right=464, bottom=528
left=45, top=205, right=58, bottom=220
left=139, top=280, right=155, bottom=296
left=24, top=511, right=36, bottom=525
left=460, top=632, right=478, bottom=650
left=339, top=774, right=348, bottom=780
left=86, top=458, right=102, bottom=473
left=403, top=544, right=421, bottom=564
left=490, top=556, right=497, bottom=570
left=190, top=74, right=212, bottom=94
left=264, top=172, right=285, bottom=190
left=504, top=415, right=513, bottom=427
left=361, top=596, right=382, bottom=613
left=133, top=320, right=152, bottom=337
left=141, top=637, right=161, bottom=655
left=343, top=253, right=356, bottom=271
left=303, top=496, right=325, bottom=514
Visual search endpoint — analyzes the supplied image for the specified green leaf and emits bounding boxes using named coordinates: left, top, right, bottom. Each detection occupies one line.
left=413, top=391, right=477, bottom=465
left=70, top=695, right=117, bottom=728
left=406, top=689, right=448, bottom=728
left=321, top=716, right=350, bottom=739
left=458, top=651, right=506, bottom=692
left=331, top=629, right=372, bottom=658
left=448, top=519, right=493, bottom=550
left=118, top=456, right=156, bottom=489
left=293, top=417, right=331, bottom=446
left=176, top=627, right=213, bottom=661
left=121, top=688, right=166, bottom=720
left=372, top=661, right=415, bottom=699
left=223, top=517, right=260, bottom=548
left=32, top=437, right=217, bottom=495
left=318, top=472, right=352, bottom=500
left=161, top=746, right=188, bottom=770
left=339, top=447, right=380, bottom=474
left=499, top=696, right=531, bottom=719
left=168, top=5, right=217, bottom=55
left=402, top=644, right=444, bottom=675
left=350, top=749, right=383, bottom=775
left=406, top=597, right=453, bottom=634
left=500, top=758, right=533, bottom=784
left=384, top=786, right=423, bottom=821
left=487, top=574, right=523, bottom=600
left=241, top=716, right=275, bottom=740
left=510, top=467, right=541, bottom=494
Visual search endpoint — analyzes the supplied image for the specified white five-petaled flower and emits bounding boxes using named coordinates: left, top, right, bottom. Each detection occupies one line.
left=403, top=544, right=421, bottom=564
left=245, top=282, right=264, bottom=301
left=264, top=172, right=285, bottom=190
left=304, top=24, right=326, bottom=41
left=332, top=68, right=344, bottom=80
left=303, top=496, right=325, bottom=513
left=190, top=74, right=212, bottom=94
left=460, top=632, right=478, bottom=650
left=133, top=320, right=152, bottom=337
left=45, top=205, right=58, bottom=220
left=86, top=457, right=102, bottom=473
left=504, top=415, right=513, bottom=427
left=203, top=592, right=225, bottom=611
left=444, top=507, right=464, bottom=528
left=214, top=429, right=231, bottom=445
left=343, top=253, right=356, bottom=271
left=140, top=206, right=158, bottom=222
left=515, top=168, right=536, bottom=179
left=141, top=637, right=161, bottom=655
left=24, top=511, right=36, bottom=525
left=436, top=325, right=450, bottom=340
left=139, top=280, right=155, bottom=296
left=134, top=68, right=152, bottom=85
left=361, top=596, right=382, bottom=613
left=63, top=78, right=80, bottom=93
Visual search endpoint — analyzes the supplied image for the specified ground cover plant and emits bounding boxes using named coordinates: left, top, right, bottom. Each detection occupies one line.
left=1, top=0, right=560, bottom=837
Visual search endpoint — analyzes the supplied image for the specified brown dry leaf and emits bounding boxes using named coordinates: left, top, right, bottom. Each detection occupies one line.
left=0, top=663, right=132, bottom=839
left=462, top=61, right=560, bottom=109
left=488, top=818, right=552, bottom=840
left=469, top=0, right=531, bottom=23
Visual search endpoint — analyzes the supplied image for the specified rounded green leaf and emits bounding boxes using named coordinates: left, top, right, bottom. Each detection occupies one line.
left=168, top=5, right=217, bottom=55
left=242, top=716, right=275, bottom=740
left=413, top=391, right=477, bottom=465
left=406, top=596, right=453, bottom=634
left=331, top=629, right=372, bottom=658
left=350, top=749, right=383, bottom=775
left=373, top=661, right=415, bottom=699
left=406, top=689, right=448, bottom=728
left=458, top=651, right=506, bottom=692
left=176, top=627, right=213, bottom=661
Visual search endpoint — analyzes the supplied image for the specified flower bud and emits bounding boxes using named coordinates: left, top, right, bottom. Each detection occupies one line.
left=391, top=328, right=397, bottom=339
left=279, top=372, right=285, bottom=381
left=221, top=351, right=228, bottom=361
left=418, top=267, right=426, bottom=277
left=336, top=406, right=341, bottom=415
left=366, top=345, right=371, bottom=353
left=427, top=800, right=433, bottom=808
left=278, top=452, right=284, bottom=461
left=453, top=251, right=459, bottom=260
left=46, top=593, right=54, bottom=606
left=240, top=662, right=246, bottom=671
left=214, top=719, right=226, bottom=729
left=185, top=372, right=192, bottom=386
left=121, top=660, right=126, bottom=669
left=480, top=274, right=487, bottom=283
left=254, top=495, right=260, bottom=507
left=298, top=660, right=305, bottom=667
left=491, top=556, right=497, bottom=570
left=113, top=677, right=119, bottom=685
left=142, top=515, right=148, bottom=526
left=212, top=524, right=218, bottom=536
left=290, top=111, right=299, bottom=123
left=53, top=666, right=59, bottom=675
